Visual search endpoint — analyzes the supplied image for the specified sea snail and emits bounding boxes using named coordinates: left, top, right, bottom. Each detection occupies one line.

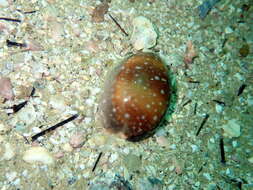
left=99, top=52, right=171, bottom=141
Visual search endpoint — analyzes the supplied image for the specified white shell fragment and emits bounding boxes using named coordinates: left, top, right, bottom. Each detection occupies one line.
left=23, top=147, right=54, bottom=165
left=130, top=16, right=158, bottom=50
left=2, top=143, right=15, bottom=160
left=222, top=119, right=241, bottom=138
left=17, top=104, right=37, bottom=125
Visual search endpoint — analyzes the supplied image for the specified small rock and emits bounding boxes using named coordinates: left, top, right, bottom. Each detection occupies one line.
left=49, top=21, right=64, bottom=42
left=222, top=119, right=241, bottom=138
left=62, top=143, right=73, bottom=152
left=54, top=151, right=64, bottom=159
left=0, top=22, right=8, bottom=32
left=123, top=154, right=142, bottom=172
left=49, top=95, right=67, bottom=111
left=109, top=153, right=118, bottom=163
left=69, top=133, right=85, bottom=148
left=248, top=156, right=253, bottom=164
left=91, top=2, right=109, bottom=23
left=26, top=39, right=44, bottom=51
left=175, top=165, right=183, bottom=175
left=87, top=134, right=108, bottom=146
left=130, top=16, right=158, bottom=50
left=6, top=171, right=17, bottom=182
left=239, top=44, right=250, bottom=57
left=17, top=104, right=37, bottom=125
left=0, top=123, right=10, bottom=135
left=156, top=136, right=169, bottom=147
left=0, top=77, right=14, bottom=100
left=23, top=147, right=54, bottom=164
left=2, top=143, right=15, bottom=160
left=215, top=104, right=224, bottom=113
left=183, top=41, right=197, bottom=65
left=225, top=26, right=233, bottom=34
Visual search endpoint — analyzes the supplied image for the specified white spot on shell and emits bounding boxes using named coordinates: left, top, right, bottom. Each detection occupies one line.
left=154, top=76, right=160, bottom=80
left=124, top=113, right=130, bottom=119
left=161, top=90, right=165, bottom=94
left=153, top=115, right=158, bottom=121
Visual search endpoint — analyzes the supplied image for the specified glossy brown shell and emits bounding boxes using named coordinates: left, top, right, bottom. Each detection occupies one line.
left=99, top=52, right=170, bottom=141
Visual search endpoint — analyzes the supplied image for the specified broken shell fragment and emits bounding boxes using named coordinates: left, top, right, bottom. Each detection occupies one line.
left=0, top=77, right=14, bottom=100
left=130, top=16, right=158, bottom=50
left=99, top=52, right=171, bottom=141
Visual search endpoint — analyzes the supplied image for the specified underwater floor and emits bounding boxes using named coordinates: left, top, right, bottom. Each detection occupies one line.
left=0, top=0, right=252, bottom=189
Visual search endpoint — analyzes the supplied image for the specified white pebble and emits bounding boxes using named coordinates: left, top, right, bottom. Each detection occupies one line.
left=6, top=171, right=17, bottom=182
left=215, top=104, right=224, bottom=113
left=109, top=153, right=118, bottom=163
left=156, top=136, right=169, bottom=147
left=191, top=145, right=199, bottom=152
left=222, top=119, right=241, bottom=138
left=84, top=117, right=92, bottom=124
left=131, top=16, right=158, bottom=50
left=203, top=173, right=212, bottom=181
left=49, top=95, right=67, bottom=111
left=2, top=143, right=15, bottom=160
left=225, top=26, right=233, bottom=34
left=248, top=156, right=253, bottom=163
left=17, top=104, right=37, bottom=125
left=62, top=143, right=73, bottom=152
left=23, top=147, right=54, bottom=165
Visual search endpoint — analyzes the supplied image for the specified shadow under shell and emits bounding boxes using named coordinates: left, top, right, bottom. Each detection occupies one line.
left=99, top=52, right=171, bottom=141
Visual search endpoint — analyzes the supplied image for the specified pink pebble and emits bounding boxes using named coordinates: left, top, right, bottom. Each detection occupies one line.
left=0, top=77, right=14, bottom=100
left=69, top=133, right=85, bottom=148
left=54, top=152, right=64, bottom=159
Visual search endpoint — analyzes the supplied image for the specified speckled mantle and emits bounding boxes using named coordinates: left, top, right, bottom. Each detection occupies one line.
left=0, top=0, right=252, bottom=190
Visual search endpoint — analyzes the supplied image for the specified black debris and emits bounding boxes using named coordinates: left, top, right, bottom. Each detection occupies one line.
left=92, top=152, right=103, bottom=172
left=0, top=17, right=21, bottom=22
left=196, top=114, right=209, bottom=136
left=6, top=40, right=27, bottom=48
left=31, top=114, right=79, bottom=141
left=108, top=13, right=128, bottom=36
left=219, top=137, right=226, bottom=164
left=237, top=84, right=246, bottom=96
